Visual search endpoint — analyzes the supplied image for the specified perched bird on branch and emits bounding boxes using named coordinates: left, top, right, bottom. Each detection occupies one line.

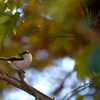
left=0, top=50, right=32, bottom=70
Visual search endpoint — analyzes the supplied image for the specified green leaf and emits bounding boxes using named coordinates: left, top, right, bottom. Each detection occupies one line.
left=0, top=11, right=12, bottom=24
left=11, top=12, right=20, bottom=34
left=75, top=45, right=100, bottom=81
left=0, top=3, right=6, bottom=13
left=0, top=15, right=11, bottom=24
left=7, top=0, right=14, bottom=11
left=12, top=12, right=20, bottom=24
left=86, top=46, right=100, bottom=75
left=0, top=0, right=4, bottom=4
left=0, top=24, right=8, bottom=45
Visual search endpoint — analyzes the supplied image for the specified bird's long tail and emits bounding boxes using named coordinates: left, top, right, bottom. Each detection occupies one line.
left=0, top=57, right=7, bottom=60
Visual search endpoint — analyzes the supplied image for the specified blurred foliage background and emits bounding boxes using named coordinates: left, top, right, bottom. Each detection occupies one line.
left=0, top=0, right=100, bottom=100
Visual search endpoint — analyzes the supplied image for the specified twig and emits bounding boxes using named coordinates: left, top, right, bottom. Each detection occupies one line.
left=16, top=70, right=39, bottom=100
left=0, top=69, right=54, bottom=100
left=62, top=82, right=93, bottom=100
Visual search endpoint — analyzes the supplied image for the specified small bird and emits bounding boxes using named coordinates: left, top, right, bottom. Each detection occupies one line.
left=0, top=50, right=32, bottom=70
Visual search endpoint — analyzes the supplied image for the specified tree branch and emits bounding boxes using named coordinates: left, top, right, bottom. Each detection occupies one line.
left=0, top=69, right=54, bottom=100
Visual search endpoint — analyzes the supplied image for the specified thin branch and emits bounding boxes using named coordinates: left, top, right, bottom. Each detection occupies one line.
left=0, top=69, right=54, bottom=100
left=62, top=82, right=93, bottom=100
left=66, top=83, right=90, bottom=100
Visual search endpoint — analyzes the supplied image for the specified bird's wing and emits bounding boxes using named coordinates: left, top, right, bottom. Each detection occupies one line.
left=7, top=57, right=24, bottom=61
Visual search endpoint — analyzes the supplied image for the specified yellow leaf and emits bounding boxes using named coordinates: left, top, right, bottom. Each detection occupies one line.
left=12, top=27, right=16, bottom=35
